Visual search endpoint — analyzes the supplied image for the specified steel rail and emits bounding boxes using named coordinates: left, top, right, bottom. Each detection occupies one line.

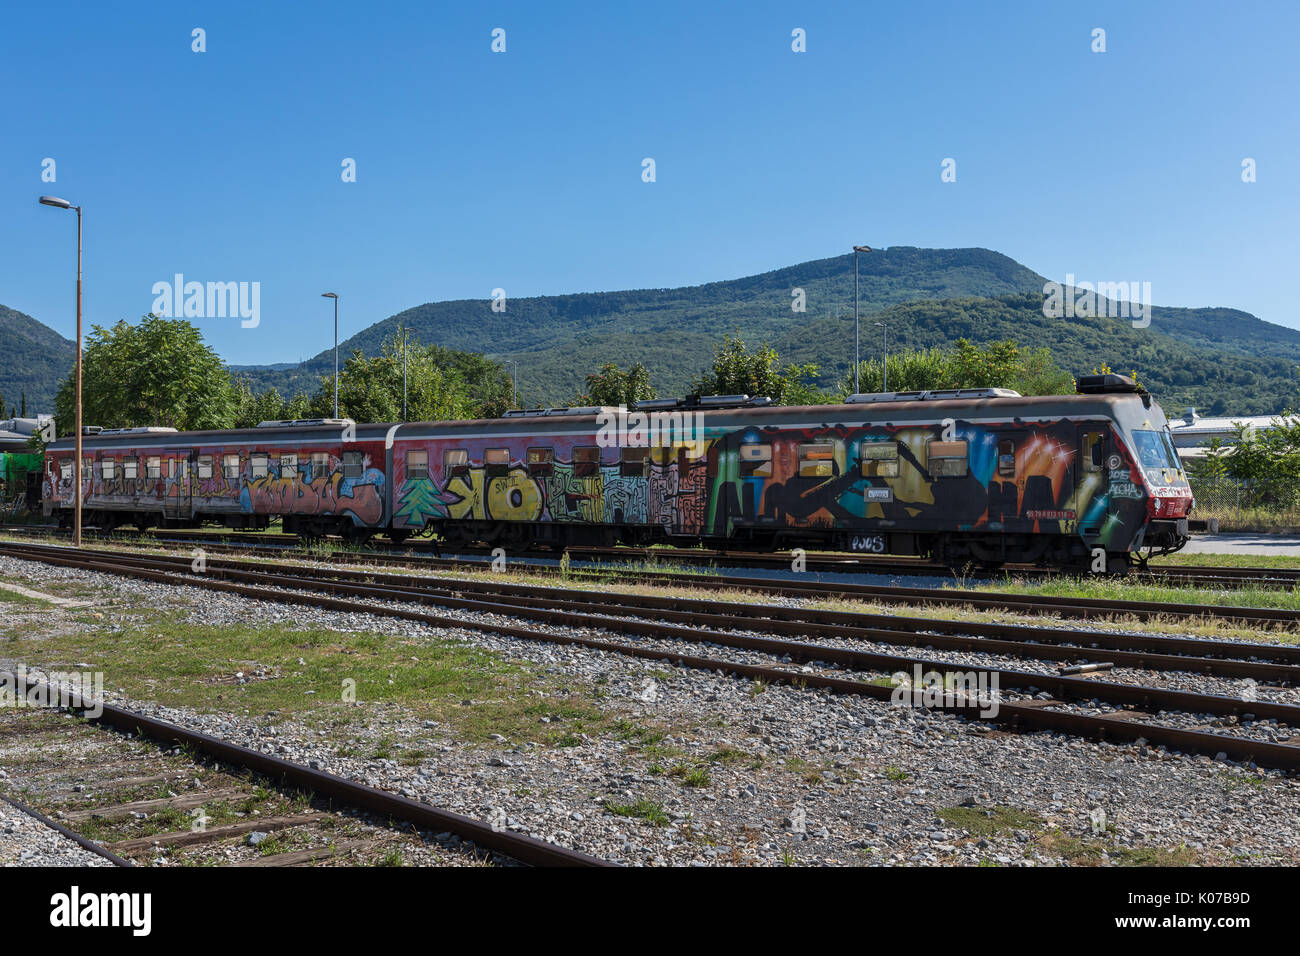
left=0, top=790, right=134, bottom=867
left=22, top=542, right=1295, bottom=682
left=4, top=533, right=1294, bottom=625
left=7, top=524, right=1300, bottom=588
left=4, top=543, right=1299, bottom=771
left=0, top=667, right=609, bottom=868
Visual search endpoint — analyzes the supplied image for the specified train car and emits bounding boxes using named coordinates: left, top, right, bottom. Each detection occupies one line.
left=385, top=373, right=1191, bottom=571
left=41, top=419, right=393, bottom=541
left=41, top=373, right=1191, bottom=571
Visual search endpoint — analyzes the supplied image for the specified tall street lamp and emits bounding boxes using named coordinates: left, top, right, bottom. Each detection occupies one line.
left=875, top=320, right=889, bottom=392
left=321, top=293, right=339, bottom=417
left=852, top=245, right=873, bottom=393
left=39, top=195, right=83, bottom=547
left=400, top=327, right=411, bottom=421
left=506, top=360, right=519, bottom=407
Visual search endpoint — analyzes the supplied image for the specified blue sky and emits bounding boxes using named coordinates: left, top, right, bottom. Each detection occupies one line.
left=2, top=0, right=1296, bottom=366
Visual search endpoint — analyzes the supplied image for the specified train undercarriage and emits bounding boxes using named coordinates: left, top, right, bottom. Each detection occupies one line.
left=54, top=507, right=1183, bottom=575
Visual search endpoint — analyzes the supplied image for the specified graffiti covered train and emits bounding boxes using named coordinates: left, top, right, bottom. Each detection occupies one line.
left=41, top=373, right=1192, bottom=570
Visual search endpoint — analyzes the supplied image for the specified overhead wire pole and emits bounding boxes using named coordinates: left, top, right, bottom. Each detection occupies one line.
left=852, top=245, right=872, bottom=393
left=402, top=327, right=410, bottom=421
left=39, top=196, right=83, bottom=547
left=321, top=293, right=339, bottom=417
left=876, top=321, right=889, bottom=392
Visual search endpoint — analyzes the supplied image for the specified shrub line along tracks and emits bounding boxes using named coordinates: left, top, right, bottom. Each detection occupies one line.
left=4, top=541, right=1300, bottom=773
left=2, top=524, right=1297, bottom=590
left=0, top=664, right=608, bottom=867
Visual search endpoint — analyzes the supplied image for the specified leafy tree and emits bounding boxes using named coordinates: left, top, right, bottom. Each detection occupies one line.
left=232, top=379, right=313, bottom=428
left=426, top=345, right=516, bottom=418
left=838, top=339, right=1074, bottom=397
left=577, top=362, right=656, bottom=406
left=53, top=314, right=238, bottom=433
left=692, top=334, right=829, bottom=405
left=310, top=330, right=486, bottom=423
left=1186, top=436, right=1229, bottom=485
left=1222, top=417, right=1300, bottom=505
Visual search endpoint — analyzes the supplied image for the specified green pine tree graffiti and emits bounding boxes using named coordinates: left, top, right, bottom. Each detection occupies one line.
left=394, top=477, right=445, bottom=527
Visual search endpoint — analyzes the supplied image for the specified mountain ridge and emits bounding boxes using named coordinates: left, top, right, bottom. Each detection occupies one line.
left=7, top=247, right=1300, bottom=416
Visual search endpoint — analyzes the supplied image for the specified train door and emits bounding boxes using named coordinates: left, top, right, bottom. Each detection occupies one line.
left=163, top=448, right=193, bottom=522
left=990, top=432, right=1020, bottom=529
left=1075, top=425, right=1110, bottom=536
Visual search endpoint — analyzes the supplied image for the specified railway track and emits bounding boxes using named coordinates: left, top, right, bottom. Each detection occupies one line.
left=4, top=540, right=1299, bottom=773
left=4, top=533, right=1294, bottom=627
left=0, top=667, right=608, bottom=867
left=4, top=524, right=1297, bottom=589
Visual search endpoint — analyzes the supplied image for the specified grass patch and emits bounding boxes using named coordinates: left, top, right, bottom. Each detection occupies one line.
left=604, top=797, right=669, bottom=826
left=938, top=805, right=1043, bottom=838
left=0, top=601, right=616, bottom=747
left=669, top=764, right=711, bottom=787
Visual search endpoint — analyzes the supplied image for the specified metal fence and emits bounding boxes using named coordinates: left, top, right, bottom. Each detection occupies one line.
left=1188, top=477, right=1300, bottom=531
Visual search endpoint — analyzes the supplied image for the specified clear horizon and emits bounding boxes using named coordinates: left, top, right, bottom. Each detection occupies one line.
left=3, top=0, right=1296, bottom=366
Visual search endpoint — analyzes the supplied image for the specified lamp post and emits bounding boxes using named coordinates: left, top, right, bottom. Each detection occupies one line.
left=321, top=293, right=339, bottom=417
left=506, top=360, right=519, bottom=407
left=39, top=196, right=82, bottom=547
left=401, top=327, right=410, bottom=421
left=852, top=245, right=872, bottom=393
left=875, top=321, right=889, bottom=392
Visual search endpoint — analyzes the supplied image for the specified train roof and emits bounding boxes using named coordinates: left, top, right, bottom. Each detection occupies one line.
left=45, top=389, right=1163, bottom=452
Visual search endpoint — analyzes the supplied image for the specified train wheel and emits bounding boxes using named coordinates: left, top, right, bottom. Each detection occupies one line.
left=386, top=529, right=412, bottom=545
left=340, top=524, right=374, bottom=546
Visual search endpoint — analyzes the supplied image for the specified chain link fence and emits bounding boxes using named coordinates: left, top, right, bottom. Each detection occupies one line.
left=1188, top=477, right=1300, bottom=532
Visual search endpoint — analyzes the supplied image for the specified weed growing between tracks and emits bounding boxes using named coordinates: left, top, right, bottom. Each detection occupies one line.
left=958, top=574, right=1300, bottom=613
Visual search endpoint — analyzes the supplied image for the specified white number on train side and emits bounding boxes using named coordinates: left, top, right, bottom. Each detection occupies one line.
left=849, top=534, right=886, bottom=553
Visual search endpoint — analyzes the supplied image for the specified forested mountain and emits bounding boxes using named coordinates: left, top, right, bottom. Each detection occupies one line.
left=8, top=247, right=1299, bottom=416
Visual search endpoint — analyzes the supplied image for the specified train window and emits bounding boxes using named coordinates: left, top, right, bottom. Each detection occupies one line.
left=798, top=442, right=835, bottom=478
left=407, top=450, right=429, bottom=479
left=739, top=443, right=772, bottom=478
left=99, top=459, right=115, bottom=480
left=196, top=455, right=213, bottom=479
left=146, top=456, right=161, bottom=479
left=526, top=447, right=553, bottom=477
left=223, top=454, right=240, bottom=479
left=620, top=446, right=650, bottom=477
left=250, top=453, right=268, bottom=479
left=443, top=449, right=468, bottom=477
left=342, top=451, right=363, bottom=479
left=1081, top=431, right=1105, bottom=473
left=926, top=440, right=968, bottom=477
left=574, top=446, right=601, bottom=477
left=59, top=460, right=73, bottom=481
left=311, top=451, right=330, bottom=477
left=484, top=448, right=510, bottom=476
left=860, top=442, right=899, bottom=478
left=122, top=458, right=138, bottom=480
left=280, top=454, right=298, bottom=479
left=997, top=440, right=1016, bottom=478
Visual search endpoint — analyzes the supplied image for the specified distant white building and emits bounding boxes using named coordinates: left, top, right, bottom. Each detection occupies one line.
left=1167, top=408, right=1287, bottom=459
left=0, top=417, right=40, bottom=453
